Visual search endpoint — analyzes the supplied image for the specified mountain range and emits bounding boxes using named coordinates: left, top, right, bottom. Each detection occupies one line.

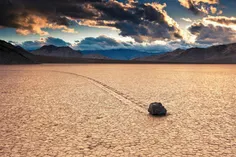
left=134, top=44, right=236, bottom=63
left=30, top=46, right=153, bottom=60
left=0, top=40, right=236, bottom=64
left=81, top=49, right=154, bottom=60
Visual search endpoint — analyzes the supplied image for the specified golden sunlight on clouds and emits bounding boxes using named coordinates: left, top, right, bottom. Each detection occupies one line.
left=78, top=20, right=117, bottom=30
left=178, top=0, right=192, bottom=9
left=217, top=10, right=223, bottom=15
left=178, top=0, right=220, bottom=15
left=194, top=0, right=219, bottom=5
left=203, top=16, right=236, bottom=30
left=16, top=29, right=40, bottom=36
left=15, top=15, right=76, bottom=36
left=77, top=1, right=183, bottom=42
left=146, top=3, right=173, bottom=25
left=200, top=5, right=209, bottom=14
left=210, top=6, right=217, bottom=14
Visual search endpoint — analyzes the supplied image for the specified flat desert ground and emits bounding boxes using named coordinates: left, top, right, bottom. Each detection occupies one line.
left=0, top=64, right=235, bottom=157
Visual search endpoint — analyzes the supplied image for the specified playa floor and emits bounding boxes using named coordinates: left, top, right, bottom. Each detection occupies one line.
left=0, top=64, right=236, bottom=157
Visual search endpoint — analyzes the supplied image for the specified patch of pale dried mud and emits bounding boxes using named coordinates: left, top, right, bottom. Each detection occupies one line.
left=0, top=65, right=236, bottom=157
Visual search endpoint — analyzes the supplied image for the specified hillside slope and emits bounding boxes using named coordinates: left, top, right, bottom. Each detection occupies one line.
left=135, top=43, right=236, bottom=63
left=0, top=40, right=35, bottom=64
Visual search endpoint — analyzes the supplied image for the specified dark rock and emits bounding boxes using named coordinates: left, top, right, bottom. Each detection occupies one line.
left=148, top=102, right=167, bottom=116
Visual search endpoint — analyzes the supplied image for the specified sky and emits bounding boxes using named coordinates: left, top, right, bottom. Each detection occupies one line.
left=1, top=0, right=236, bottom=52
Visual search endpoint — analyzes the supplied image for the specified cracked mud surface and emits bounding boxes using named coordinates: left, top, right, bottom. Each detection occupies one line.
left=0, top=64, right=236, bottom=157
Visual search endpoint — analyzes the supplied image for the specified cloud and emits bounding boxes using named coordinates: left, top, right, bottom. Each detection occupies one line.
left=81, top=1, right=183, bottom=42
left=20, top=41, right=44, bottom=50
left=74, top=35, right=133, bottom=50
left=178, top=0, right=221, bottom=15
left=186, top=15, right=236, bottom=45
left=73, top=35, right=193, bottom=53
left=8, top=40, right=20, bottom=46
left=0, top=0, right=98, bottom=35
left=20, top=37, right=71, bottom=50
left=0, top=0, right=183, bottom=42
left=210, top=6, right=217, bottom=14
left=4, top=13, right=77, bottom=36
left=178, top=0, right=203, bottom=15
left=217, top=10, right=223, bottom=15
left=192, top=0, right=219, bottom=5
left=15, top=35, right=194, bottom=53
left=43, top=37, right=71, bottom=47
left=188, top=22, right=236, bottom=44
left=204, top=16, right=236, bottom=26
left=181, top=18, right=192, bottom=22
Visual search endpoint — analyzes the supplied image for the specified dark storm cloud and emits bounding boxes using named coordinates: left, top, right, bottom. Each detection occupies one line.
left=188, top=22, right=205, bottom=35
left=93, top=1, right=140, bottom=23
left=188, top=22, right=236, bottom=44
left=109, top=2, right=182, bottom=42
left=80, top=1, right=183, bottom=42
left=0, top=0, right=182, bottom=42
left=0, top=0, right=103, bottom=35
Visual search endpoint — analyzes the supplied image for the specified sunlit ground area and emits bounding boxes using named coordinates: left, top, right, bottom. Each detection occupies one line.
left=0, top=64, right=235, bottom=157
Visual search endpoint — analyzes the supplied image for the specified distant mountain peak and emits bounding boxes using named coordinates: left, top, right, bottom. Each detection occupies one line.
left=32, top=45, right=82, bottom=58
left=39, top=45, right=75, bottom=51
left=39, top=45, right=58, bottom=50
left=174, top=48, right=184, bottom=51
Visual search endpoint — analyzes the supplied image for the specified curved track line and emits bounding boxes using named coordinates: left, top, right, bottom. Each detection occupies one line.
left=50, top=70, right=147, bottom=114
left=1, top=69, right=146, bottom=114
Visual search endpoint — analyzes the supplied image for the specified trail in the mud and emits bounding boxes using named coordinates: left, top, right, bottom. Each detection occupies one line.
left=50, top=70, right=147, bottom=114
left=2, top=70, right=147, bottom=114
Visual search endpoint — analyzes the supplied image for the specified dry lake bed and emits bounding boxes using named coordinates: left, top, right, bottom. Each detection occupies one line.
left=0, top=64, right=235, bottom=157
